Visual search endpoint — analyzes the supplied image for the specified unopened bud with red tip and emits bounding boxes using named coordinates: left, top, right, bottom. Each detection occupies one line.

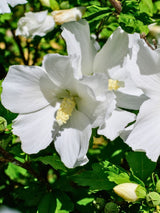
left=52, top=7, right=86, bottom=25
left=113, top=183, right=146, bottom=202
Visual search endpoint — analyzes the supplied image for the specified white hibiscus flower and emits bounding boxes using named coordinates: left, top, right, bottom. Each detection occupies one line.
left=1, top=53, right=108, bottom=168
left=123, top=39, right=160, bottom=161
left=0, top=0, right=27, bottom=14
left=61, top=20, right=146, bottom=140
left=16, top=11, right=55, bottom=38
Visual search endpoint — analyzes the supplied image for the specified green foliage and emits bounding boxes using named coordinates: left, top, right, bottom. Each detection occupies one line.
left=33, top=154, right=67, bottom=171
left=0, top=0, right=159, bottom=212
left=5, top=162, right=29, bottom=184
left=72, top=162, right=115, bottom=191
left=84, top=5, right=113, bottom=22
left=126, top=152, right=156, bottom=181
left=38, top=192, right=56, bottom=213
left=50, top=0, right=60, bottom=10
left=118, top=0, right=153, bottom=34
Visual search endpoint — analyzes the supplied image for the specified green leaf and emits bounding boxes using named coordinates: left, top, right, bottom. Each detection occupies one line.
left=107, top=171, right=131, bottom=185
left=126, top=152, right=156, bottom=181
left=72, top=162, right=115, bottom=191
left=5, top=162, right=29, bottom=184
left=55, top=191, right=74, bottom=212
left=139, top=0, right=153, bottom=16
left=38, top=192, right=56, bottom=213
left=119, top=13, right=136, bottom=33
left=33, top=154, right=67, bottom=171
left=84, top=5, right=112, bottom=22
left=49, top=0, right=59, bottom=10
left=119, top=13, right=149, bottom=34
left=77, top=198, right=94, bottom=206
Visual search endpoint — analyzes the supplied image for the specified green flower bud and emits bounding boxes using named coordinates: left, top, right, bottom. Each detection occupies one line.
left=0, top=116, right=7, bottom=133
left=156, top=180, right=160, bottom=193
left=135, top=185, right=147, bottom=199
left=39, top=0, right=50, bottom=7
left=113, top=183, right=139, bottom=202
left=104, top=202, right=119, bottom=213
left=146, top=192, right=160, bottom=207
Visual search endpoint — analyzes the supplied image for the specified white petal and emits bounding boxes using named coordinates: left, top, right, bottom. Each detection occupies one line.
left=130, top=70, right=160, bottom=100
left=7, top=0, right=27, bottom=7
left=0, top=0, right=11, bottom=13
left=54, top=110, right=91, bottom=168
left=98, top=109, right=135, bottom=140
left=31, top=14, right=55, bottom=37
left=120, top=124, right=135, bottom=141
left=81, top=73, right=109, bottom=101
left=125, top=99, right=160, bottom=162
left=1, top=65, right=49, bottom=113
left=93, top=27, right=132, bottom=73
left=61, top=20, right=96, bottom=76
left=133, top=38, right=160, bottom=75
left=116, top=91, right=148, bottom=110
left=76, top=81, right=116, bottom=127
left=39, top=74, right=60, bottom=105
left=108, top=64, right=143, bottom=97
left=13, top=105, right=58, bottom=154
left=42, top=54, right=74, bottom=88
left=16, top=11, right=54, bottom=38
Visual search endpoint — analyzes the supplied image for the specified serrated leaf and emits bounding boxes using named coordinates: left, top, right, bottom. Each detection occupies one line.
left=126, top=152, right=156, bottom=181
left=38, top=192, right=56, bottom=213
left=107, top=172, right=131, bottom=185
left=34, top=154, right=67, bottom=171
left=72, top=162, right=115, bottom=191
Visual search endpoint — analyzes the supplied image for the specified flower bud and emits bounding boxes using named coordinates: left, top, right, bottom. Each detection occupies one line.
left=156, top=180, right=160, bottom=193
left=113, top=183, right=139, bottom=202
left=135, top=185, right=147, bottom=199
left=146, top=192, right=160, bottom=207
left=52, top=7, right=86, bottom=25
left=39, top=0, right=50, bottom=7
left=0, top=116, right=7, bottom=133
left=104, top=202, right=119, bottom=213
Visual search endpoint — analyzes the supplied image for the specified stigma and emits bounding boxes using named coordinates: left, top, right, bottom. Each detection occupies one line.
left=108, top=79, right=124, bottom=91
left=56, top=97, right=76, bottom=126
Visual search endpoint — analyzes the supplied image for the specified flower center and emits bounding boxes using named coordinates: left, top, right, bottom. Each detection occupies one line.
left=108, top=79, right=124, bottom=91
left=56, top=97, right=76, bottom=126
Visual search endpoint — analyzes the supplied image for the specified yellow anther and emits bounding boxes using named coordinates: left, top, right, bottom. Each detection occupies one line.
left=56, top=97, right=76, bottom=126
left=108, top=79, right=124, bottom=91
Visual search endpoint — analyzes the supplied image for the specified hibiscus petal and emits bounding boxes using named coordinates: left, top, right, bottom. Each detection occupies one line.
left=7, top=0, right=27, bottom=7
left=81, top=73, right=109, bottom=101
left=93, top=27, right=132, bottom=73
left=1, top=65, right=50, bottom=113
left=13, top=105, right=58, bottom=154
left=98, top=109, right=135, bottom=140
left=129, top=69, right=160, bottom=100
left=133, top=38, right=160, bottom=75
left=125, top=99, right=160, bottom=162
left=61, top=20, right=96, bottom=77
left=43, top=54, right=75, bottom=88
left=54, top=110, right=91, bottom=168
left=0, top=0, right=11, bottom=13
left=116, top=91, right=147, bottom=110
